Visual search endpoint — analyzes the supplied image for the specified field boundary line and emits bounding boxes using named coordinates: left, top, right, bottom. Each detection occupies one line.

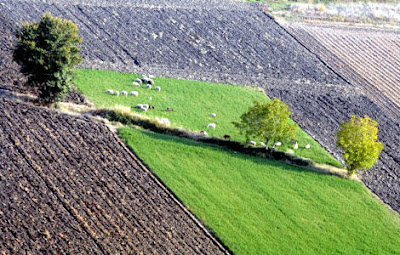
left=263, top=12, right=353, bottom=87
left=104, top=125, right=233, bottom=255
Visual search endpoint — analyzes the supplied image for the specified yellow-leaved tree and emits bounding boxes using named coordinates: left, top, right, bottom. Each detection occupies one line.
left=336, top=115, right=384, bottom=175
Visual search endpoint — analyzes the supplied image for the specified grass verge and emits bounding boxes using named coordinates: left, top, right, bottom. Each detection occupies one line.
left=120, top=128, right=400, bottom=255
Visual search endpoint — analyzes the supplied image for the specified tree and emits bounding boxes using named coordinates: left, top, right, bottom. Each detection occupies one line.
left=336, top=115, right=384, bottom=175
left=233, top=98, right=297, bottom=149
left=13, top=13, right=83, bottom=105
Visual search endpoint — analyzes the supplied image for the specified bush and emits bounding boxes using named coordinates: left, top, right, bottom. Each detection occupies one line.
left=14, top=13, right=83, bottom=104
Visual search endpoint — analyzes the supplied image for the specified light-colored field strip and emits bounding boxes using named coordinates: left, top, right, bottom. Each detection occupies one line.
left=288, top=23, right=400, bottom=118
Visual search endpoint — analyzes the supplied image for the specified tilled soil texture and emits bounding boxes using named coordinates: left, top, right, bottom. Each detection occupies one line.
left=288, top=23, right=400, bottom=119
left=1, top=0, right=399, bottom=212
left=0, top=99, right=227, bottom=254
left=0, top=11, right=27, bottom=93
left=1, top=0, right=347, bottom=87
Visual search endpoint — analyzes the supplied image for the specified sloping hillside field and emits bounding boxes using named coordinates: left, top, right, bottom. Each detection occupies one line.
left=120, top=128, right=400, bottom=255
left=1, top=0, right=346, bottom=86
left=74, top=69, right=342, bottom=168
left=0, top=99, right=226, bottom=254
left=1, top=0, right=400, bottom=213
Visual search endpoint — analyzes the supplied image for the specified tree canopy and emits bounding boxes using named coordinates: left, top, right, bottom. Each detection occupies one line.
left=233, top=98, right=297, bottom=148
left=14, top=13, right=83, bottom=104
left=336, top=115, right=384, bottom=175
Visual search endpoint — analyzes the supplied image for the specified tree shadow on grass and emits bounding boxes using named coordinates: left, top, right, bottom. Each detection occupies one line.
left=131, top=128, right=335, bottom=178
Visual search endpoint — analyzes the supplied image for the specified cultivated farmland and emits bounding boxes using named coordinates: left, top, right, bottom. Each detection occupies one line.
left=288, top=23, right=400, bottom=118
left=1, top=0, right=399, bottom=238
left=0, top=99, right=227, bottom=254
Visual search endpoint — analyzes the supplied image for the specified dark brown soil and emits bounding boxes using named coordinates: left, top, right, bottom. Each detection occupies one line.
left=0, top=99, right=227, bottom=254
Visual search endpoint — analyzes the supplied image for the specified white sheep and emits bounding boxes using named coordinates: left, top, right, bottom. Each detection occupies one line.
left=141, top=74, right=148, bottom=79
left=115, top=91, right=120, bottom=96
left=132, top=82, right=141, bottom=87
left=148, top=75, right=155, bottom=79
left=106, top=89, right=114, bottom=94
left=121, top=90, right=128, bottom=96
left=135, top=78, right=142, bottom=84
left=274, top=142, right=282, bottom=147
left=305, top=144, right=311, bottom=149
left=135, top=104, right=149, bottom=111
left=293, top=142, right=299, bottom=150
left=210, top=113, right=217, bottom=118
left=130, top=91, right=139, bottom=96
left=207, top=123, right=216, bottom=129
left=155, top=86, right=161, bottom=91
left=145, top=84, right=152, bottom=89
left=249, top=140, right=257, bottom=146
left=259, top=142, right=266, bottom=147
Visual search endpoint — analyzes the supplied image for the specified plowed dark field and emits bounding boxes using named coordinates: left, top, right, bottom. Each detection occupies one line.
left=1, top=0, right=346, bottom=86
left=0, top=0, right=399, bottom=217
left=0, top=99, right=227, bottom=254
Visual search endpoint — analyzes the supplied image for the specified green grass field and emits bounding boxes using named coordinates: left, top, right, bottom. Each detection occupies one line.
left=75, top=69, right=342, bottom=167
left=120, top=128, right=400, bottom=255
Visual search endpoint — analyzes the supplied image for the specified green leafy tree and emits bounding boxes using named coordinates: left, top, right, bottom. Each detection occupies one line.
left=14, top=13, right=83, bottom=104
left=336, top=115, right=384, bottom=175
left=233, top=98, right=297, bottom=149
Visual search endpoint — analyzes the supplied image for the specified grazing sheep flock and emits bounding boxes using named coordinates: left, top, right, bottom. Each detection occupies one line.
left=106, top=74, right=160, bottom=97
left=105, top=74, right=311, bottom=153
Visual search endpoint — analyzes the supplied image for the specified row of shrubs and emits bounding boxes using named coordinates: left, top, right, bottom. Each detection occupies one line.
left=92, top=106, right=321, bottom=169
